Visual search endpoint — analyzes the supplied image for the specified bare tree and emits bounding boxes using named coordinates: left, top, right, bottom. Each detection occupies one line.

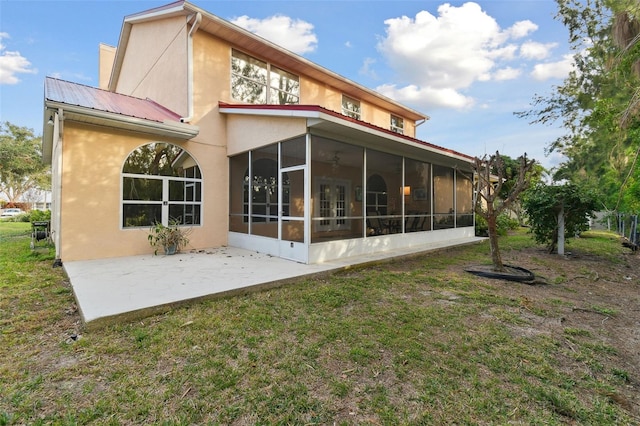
left=473, top=151, right=536, bottom=271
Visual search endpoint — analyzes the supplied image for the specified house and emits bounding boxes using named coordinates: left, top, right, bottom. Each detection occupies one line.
left=42, top=0, right=476, bottom=265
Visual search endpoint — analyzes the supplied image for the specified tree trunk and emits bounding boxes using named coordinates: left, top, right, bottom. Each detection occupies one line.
left=557, top=206, right=565, bottom=255
left=487, top=214, right=504, bottom=271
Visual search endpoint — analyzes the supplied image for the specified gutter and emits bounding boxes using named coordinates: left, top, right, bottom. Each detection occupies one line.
left=45, top=101, right=200, bottom=140
left=180, top=12, right=202, bottom=123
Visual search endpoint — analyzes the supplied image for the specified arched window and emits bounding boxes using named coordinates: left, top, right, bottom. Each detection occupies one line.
left=122, top=142, right=202, bottom=228
left=366, top=174, right=388, bottom=215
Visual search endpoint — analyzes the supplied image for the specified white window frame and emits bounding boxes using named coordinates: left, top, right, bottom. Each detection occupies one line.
left=121, top=173, right=202, bottom=228
left=341, top=95, right=361, bottom=120
left=314, top=178, right=351, bottom=232
left=390, top=115, right=404, bottom=134
left=231, top=49, right=300, bottom=105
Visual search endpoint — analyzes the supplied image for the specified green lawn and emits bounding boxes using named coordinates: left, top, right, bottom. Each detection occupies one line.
left=1, top=222, right=638, bottom=425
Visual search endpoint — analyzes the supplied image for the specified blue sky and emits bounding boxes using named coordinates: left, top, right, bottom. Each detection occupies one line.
left=0, top=0, right=572, bottom=169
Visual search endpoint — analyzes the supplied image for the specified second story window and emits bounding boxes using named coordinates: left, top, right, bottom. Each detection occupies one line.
left=342, top=95, right=361, bottom=120
left=231, top=50, right=299, bottom=105
left=390, top=115, right=404, bottom=134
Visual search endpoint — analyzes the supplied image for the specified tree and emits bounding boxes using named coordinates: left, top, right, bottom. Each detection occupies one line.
left=473, top=151, right=537, bottom=271
left=0, top=122, right=49, bottom=205
left=495, top=154, right=546, bottom=225
left=515, top=0, right=640, bottom=213
left=522, top=182, right=599, bottom=254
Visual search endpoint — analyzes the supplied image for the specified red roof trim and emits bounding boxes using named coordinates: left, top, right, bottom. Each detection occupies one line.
left=218, top=102, right=474, bottom=161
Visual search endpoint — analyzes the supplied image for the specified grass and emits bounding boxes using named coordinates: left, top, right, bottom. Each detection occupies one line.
left=0, top=224, right=638, bottom=424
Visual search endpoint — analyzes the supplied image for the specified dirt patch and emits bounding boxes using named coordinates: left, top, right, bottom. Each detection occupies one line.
left=455, top=245, right=640, bottom=417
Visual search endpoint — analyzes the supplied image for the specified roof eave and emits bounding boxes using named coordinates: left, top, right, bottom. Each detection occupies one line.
left=218, top=103, right=472, bottom=165
left=45, top=101, right=200, bottom=140
left=108, top=1, right=428, bottom=122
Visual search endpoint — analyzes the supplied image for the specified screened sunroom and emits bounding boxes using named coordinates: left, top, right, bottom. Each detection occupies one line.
left=225, top=105, right=476, bottom=264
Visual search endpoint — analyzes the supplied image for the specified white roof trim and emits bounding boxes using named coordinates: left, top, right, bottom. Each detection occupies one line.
left=45, top=101, right=200, bottom=140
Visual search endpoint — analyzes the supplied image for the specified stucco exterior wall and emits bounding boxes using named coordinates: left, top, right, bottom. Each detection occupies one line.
left=226, top=115, right=307, bottom=155
left=98, top=43, right=116, bottom=90
left=116, top=17, right=189, bottom=115
left=299, top=77, right=416, bottom=138
left=59, top=122, right=227, bottom=261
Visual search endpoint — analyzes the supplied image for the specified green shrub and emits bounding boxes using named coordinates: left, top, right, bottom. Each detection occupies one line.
left=497, top=214, right=519, bottom=235
left=28, top=210, right=51, bottom=222
left=475, top=213, right=518, bottom=237
left=475, top=214, right=488, bottom=236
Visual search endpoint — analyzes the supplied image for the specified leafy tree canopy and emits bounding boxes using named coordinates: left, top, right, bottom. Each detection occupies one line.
left=522, top=182, right=599, bottom=253
left=516, top=0, right=640, bottom=213
left=0, top=122, right=49, bottom=205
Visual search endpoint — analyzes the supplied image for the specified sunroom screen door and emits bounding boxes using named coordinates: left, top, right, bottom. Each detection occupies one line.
left=279, top=167, right=307, bottom=263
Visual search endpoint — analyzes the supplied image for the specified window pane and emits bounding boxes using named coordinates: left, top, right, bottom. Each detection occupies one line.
left=230, top=153, right=249, bottom=231
left=270, top=66, right=300, bottom=96
left=269, top=66, right=300, bottom=105
left=310, top=137, right=363, bottom=239
left=123, top=143, right=184, bottom=176
left=122, top=143, right=202, bottom=227
left=252, top=145, right=279, bottom=226
left=123, top=177, right=162, bottom=201
left=391, top=115, right=404, bottom=134
left=169, top=204, right=200, bottom=225
left=433, top=165, right=454, bottom=229
left=169, top=180, right=185, bottom=201
left=342, top=95, right=361, bottom=119
left=231, top=50, right=267, bottom=83
left=232, top=74, right=267, bottom=104
left=231, top=50, right=268, bottom=104
left=404, top=158, right=431, bottom=232
left=367, top=149, right=401, bottom=222
left=281, top=136, right=306, bottom=168
left=269, top=88, right=299, bottom=105
left=456, top=170, right=473, bottom=228
left=123, top=204, right=161, bottom=227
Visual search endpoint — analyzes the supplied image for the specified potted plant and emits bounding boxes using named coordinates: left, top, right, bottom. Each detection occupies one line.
left=148, top=219, right=191, bottom=255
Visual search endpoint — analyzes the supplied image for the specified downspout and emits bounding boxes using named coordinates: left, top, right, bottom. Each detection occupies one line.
left=52, top=108, right=64, bottom=263
left=180, top=12, right=202, bottom=123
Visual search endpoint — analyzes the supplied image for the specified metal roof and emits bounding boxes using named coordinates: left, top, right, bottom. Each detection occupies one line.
left=45, top=77, right=183, bottom=123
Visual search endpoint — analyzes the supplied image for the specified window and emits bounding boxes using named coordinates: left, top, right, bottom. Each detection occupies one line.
left=315, top=178, right=350, bottom=232
left=231, top=49, right=299, bottom=105
left=122, top=143, right=202, bottom=228
left=390, top=115, right=404, bottom=134
left=342, top=95, right=361, bottom=120
left=433, top=165, right=454, bottom=229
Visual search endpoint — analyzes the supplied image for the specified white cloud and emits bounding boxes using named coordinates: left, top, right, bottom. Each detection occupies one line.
left=520, top=40, right=558, bottom=60
left=359, top=57, right=378, bottom=79
left=376, top=2, right=544, bottom=110
left=376, top=83, right=474, bottom=109
left=494, top=66, right=521, bottom=81
left=531, top=53, right=575, bottom=80
left=505, top=20, right=538, bottom=39
left=231, top=15, right=317, bottom=55
left=0, top=33, right=37, bottom=85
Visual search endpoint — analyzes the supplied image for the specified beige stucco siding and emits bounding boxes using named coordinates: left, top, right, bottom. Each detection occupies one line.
left=116, top=17, right=189, bottom=115
left=188, top=29, right=417, bottom=139
left=300, top=76, right=415, bottom=138
left=98, top=44, right=116, bottom=90
left=190, top=31, right=229, bottom=140
left=59, top=122, right=227, bottom=261
left=226, top=115, right=307, bottom=156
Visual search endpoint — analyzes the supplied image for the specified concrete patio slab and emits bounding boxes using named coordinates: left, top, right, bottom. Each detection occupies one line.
left=64, top=238, right=484, bottom=329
